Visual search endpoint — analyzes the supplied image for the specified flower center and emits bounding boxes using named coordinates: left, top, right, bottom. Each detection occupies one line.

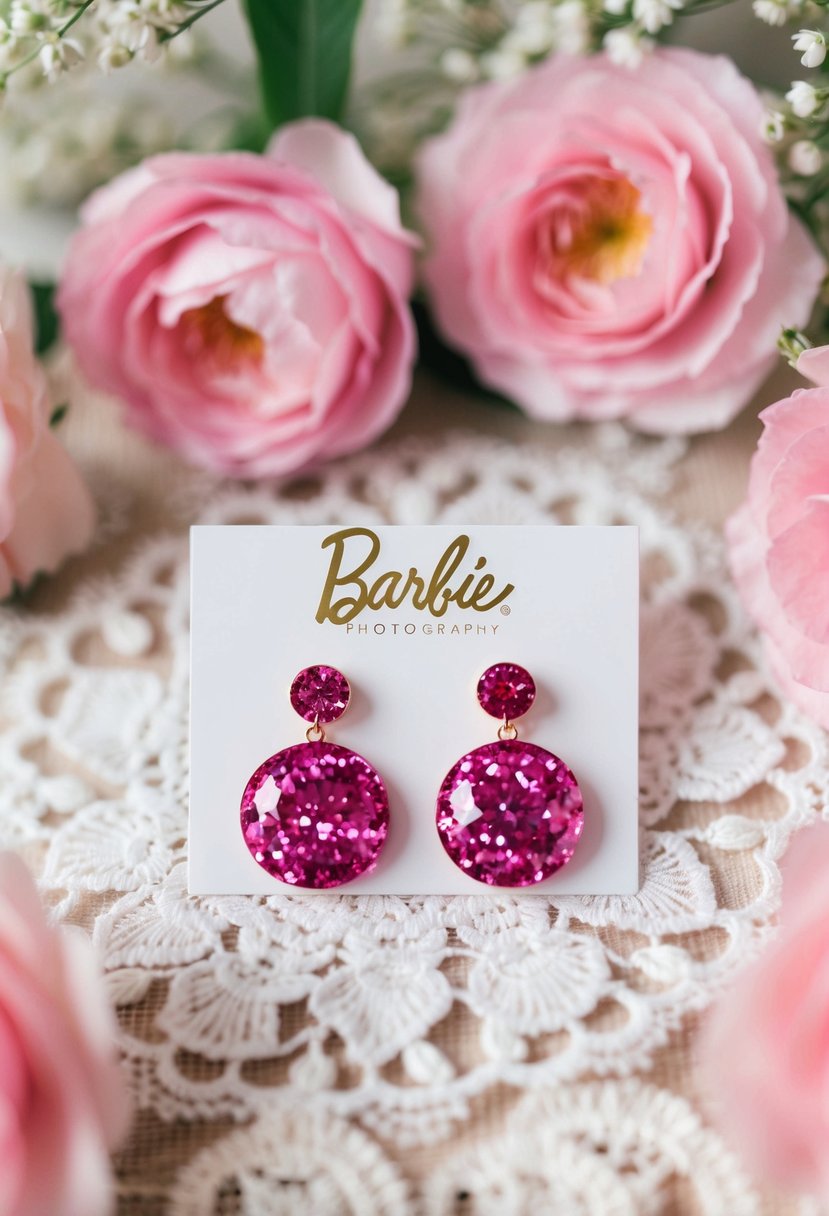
left=537, top=176, right=653, bottom=287
left=179, top=295, right=264, bottom=368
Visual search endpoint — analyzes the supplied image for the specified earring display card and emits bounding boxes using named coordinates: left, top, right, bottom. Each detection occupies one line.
left=189, top=524, right=640, bottom=896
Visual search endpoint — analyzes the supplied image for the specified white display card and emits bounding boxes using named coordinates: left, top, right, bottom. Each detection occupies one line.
left=189, top=524, right=639, bottom=895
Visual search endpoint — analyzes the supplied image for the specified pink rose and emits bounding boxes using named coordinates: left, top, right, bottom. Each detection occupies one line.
left=796, top=342, right=829, bottom=386
left=0, top=852, right=128, bottom=1216
left=727, top=386, right=829, bottom=727
left=0, top=267, right=94, bottom=597
left=58, top=120, right=417, bottom=478
left=415, top=49, right=823, bottom=432
left=699, top=823, right=829, bottom=1200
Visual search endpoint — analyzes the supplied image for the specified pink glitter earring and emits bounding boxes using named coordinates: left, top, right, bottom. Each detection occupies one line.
left=435, top=662, right=584, bottom=887
left=240, top=665, right=389, bottom=889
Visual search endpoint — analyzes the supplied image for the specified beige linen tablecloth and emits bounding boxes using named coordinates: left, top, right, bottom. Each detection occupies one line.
left=3, top=358, right=820, bottom=1216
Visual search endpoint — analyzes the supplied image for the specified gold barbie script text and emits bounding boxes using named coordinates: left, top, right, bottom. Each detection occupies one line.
left=316, top=528, right=515, bottom=625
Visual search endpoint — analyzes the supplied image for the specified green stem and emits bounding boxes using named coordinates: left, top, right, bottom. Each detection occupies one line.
left=789, top=195, right=829, bottom=259
left=159, top=0, right=228, bottom=43
left=2, top=0, right=96, bottom=82
left=798, top=172, right=829, bottom=209
left=54, top=0, right=96, bottom=36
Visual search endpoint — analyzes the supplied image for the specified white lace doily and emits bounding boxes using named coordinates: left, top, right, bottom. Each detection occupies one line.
left=1, top=419, right=823, bottom=1213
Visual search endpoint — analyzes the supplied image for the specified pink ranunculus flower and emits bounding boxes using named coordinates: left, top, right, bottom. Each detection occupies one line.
left=796, top=342, right=829, bottom=386
left=699, top=823, right=829, bottom=1200
left=0, top=851, right=128, bottom=1216
left=57, top=120, right=417, bottom=478
left=727, top=386, right=829, bottom=727
left=415, top=49, right=823, bottom=432
left=0, top=266, right=94, bottom=597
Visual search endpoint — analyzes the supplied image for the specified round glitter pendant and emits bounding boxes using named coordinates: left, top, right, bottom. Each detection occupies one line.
left=436, top=663, right=584, bottom=887
left=241, top=666, right=389, bottom=889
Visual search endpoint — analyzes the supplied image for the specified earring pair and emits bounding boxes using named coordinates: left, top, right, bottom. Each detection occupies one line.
left=240, top=663, right=584, bottom=890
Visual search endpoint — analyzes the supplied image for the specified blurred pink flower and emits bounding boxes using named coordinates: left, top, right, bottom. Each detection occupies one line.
left=0, top=266, right=94, bottom=597
left=0, top=851, right=128, bottom=1216
left=415, top=48, right=823, bottom=433
left=699, top=823, right=829, bottom=1200
left=797, top=342, right=829, bottom=386
left=58, top=120, right=417, bottom=479
left=727, top=387, right=829, bottom=727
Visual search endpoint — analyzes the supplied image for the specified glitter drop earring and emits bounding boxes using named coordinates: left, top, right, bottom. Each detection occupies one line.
left=240, top=666, right=389, bottom=888
left=435, top=663, right=584, bottom=887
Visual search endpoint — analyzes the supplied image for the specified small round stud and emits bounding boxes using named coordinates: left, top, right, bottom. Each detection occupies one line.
left=477, top=662, right=536, bottom=721
left=289, top=665, right=350, bottom=724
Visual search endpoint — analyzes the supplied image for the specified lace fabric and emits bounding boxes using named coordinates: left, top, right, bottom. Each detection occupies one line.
left=1, top=400, right=821, bottom=1214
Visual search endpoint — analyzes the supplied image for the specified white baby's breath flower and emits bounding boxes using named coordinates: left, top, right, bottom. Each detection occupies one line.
left=440, top=46, right=479, bottom=82
left=373, top=0, right=412, bottom=45
left=97, top=39, right=133, bottom=71
left=504, top=0, right=587, bottom=55
left=787, top=79, right=821, bottom=117
left=517, top=0, right=555, bottom=23
left=142, top=26, right=164, bottom=63
left=603, top=26, right=653, bottom=68
left=38, top=32, right=83, bottom=82
left=793, top=29, right=827, bottom=69
left=480, top=47, right=526, bottom=80
left=3, top=80, right=179, bottom=205
left=789, top=138, right=822, bottom=175
left=550, top=0, right=589, bottom=53
left=0, top=18, right=18, bottom=65
left=97, top=0, right=183, bottom=63
left=762, top=108, right=786, bottom=141
left=115, top=18, right=160, bottom=61
left=604, top=0, right=629, bottom=13
left=753, top=0, right=790, bottom=25
left=502, top=3, right=555, bottom=54
left=152, top=0, right=189, bottom=20
left=632, top=0, right=683, bottom=34
left=9, top=0, right=51, bottom=36
left=0, top=0, right=202, bottom=89
left=500, top=24, right=548, bottom=55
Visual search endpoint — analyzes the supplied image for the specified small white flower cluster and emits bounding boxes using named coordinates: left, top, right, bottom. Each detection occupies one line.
left=362, top=0, right=713, bottom=173
left=0, top=0, right=208, bottom=89
left=600, top=0, right=684, bottom=67
left=386, top=0, right=702, bottom=86
left=770, top=24, right=829, bottom=184
left=364, top=0, right=829, bottom=206
left=762, top=97, right=825, bottom=179
left=748, top=5, right=829, bottom=190
left=358, top=0, right=606, bottom=175
left=437, top=1, right=591, bottom=85
left=752, top=0, right=803, bottom=28
left=94, top=0, right=191, bottom=72
left=792, top=27, right=826, bottom=68
left=602, top=27, right=653, bottom=68
left=0, top=0, right=83, bottom=83
left=3, top=86, right=175, bottom=202
left=787, top=78, right=822, bottom=116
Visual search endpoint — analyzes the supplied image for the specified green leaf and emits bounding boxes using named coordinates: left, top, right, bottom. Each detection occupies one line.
left=49, top=403, right=68, bottom=428
left=412, top=300, right=515, bottom=409
left=227, top=109, right=271, bottom=154
left=30, top=280, right=60, bottom=355
left=241, top=0, right=364, bottom=131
